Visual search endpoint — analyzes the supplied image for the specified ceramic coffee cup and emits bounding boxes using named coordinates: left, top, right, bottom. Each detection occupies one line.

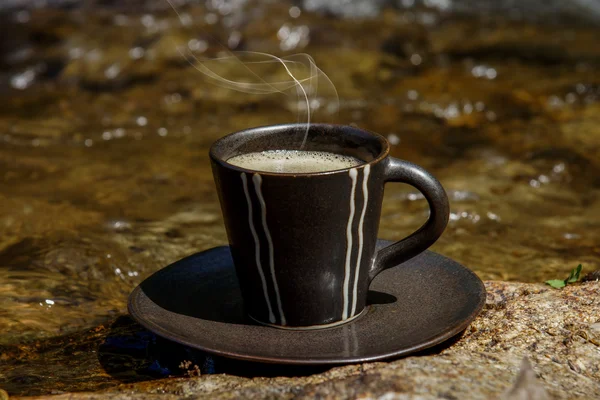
left=210, top=124, right=449, bottom=329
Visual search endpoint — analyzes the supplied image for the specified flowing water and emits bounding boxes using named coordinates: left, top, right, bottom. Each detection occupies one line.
left=1, top=0, right=599, bottom=395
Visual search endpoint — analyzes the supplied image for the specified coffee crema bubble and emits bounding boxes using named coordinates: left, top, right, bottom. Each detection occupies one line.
left=227, top=150, right=363, bottom=173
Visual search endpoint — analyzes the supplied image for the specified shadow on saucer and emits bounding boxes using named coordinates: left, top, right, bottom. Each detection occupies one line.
left=366, top=290, right=397, bottom=305
left=139, top=246, right=397, bottom=325
left=139, top=247, right=249, bottom=324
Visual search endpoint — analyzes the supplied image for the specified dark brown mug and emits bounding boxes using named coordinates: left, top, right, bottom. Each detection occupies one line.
left=210, top=124, right=449, bottom=329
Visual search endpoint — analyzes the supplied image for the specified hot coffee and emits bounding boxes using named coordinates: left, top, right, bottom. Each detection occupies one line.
left=211, top=124, right=449, bottom=328
left=227, top=150, right=362, bottom=173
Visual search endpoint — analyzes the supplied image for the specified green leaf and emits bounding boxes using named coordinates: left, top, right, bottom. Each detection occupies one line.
left=545, top=279, right=566, bottom=289
left=565, top=264, right=582, bottom=284
left=545, top=264, right=583, bottom=289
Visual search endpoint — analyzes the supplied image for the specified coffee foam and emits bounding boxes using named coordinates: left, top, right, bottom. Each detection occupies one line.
left=227, top=150, right=363, bottom=173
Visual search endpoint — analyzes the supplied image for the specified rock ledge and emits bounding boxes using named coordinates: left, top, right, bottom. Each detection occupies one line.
left=14, top=281, right=600, bottom=399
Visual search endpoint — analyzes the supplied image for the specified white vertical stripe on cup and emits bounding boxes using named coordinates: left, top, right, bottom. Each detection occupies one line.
left=241, top=173, right=275, bottom=323
left=252, top=173, right=287, bottom=326
left=342, top=168, right=358, bottom=320
left=351, top=165, right=370, bottom=317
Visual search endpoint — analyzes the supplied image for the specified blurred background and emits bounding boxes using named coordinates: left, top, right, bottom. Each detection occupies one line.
left=0, top=0, right=599, bottom=396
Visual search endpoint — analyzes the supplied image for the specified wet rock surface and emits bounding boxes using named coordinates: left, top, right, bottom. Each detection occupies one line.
left=3, top=281, right=598, bottom=399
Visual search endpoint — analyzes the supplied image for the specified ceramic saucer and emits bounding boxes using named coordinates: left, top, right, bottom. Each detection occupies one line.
left=128, top=240, right=486, bottom=365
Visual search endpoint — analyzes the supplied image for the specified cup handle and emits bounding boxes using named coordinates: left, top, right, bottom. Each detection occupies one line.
left=368, top=157, right=450, bottom=282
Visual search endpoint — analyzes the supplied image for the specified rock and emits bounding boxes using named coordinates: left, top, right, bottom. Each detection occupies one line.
left=583, top=270, right=600, bottom=282
left=501, top=358, right=550, bottom=400
left=9, top=281, right=600, bottom=399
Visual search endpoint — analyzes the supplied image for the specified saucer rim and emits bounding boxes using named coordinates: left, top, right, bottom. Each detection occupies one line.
left=128, top=246, right=486, bottom=365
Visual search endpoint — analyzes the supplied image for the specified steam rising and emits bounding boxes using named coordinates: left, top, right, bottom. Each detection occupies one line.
left=166, top=0, right=339, bottom=148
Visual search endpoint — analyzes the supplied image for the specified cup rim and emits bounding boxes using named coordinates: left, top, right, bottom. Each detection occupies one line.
left=209, top=123, right=390, bottom=177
